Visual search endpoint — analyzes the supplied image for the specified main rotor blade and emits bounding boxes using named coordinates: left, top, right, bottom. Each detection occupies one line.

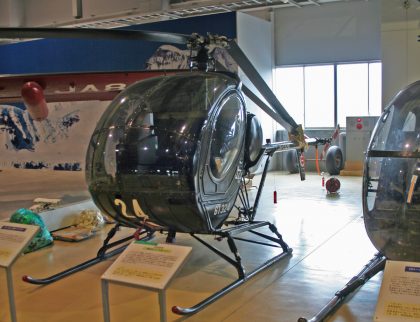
left=214, top=58, right=288, bottom=127
left=0, top=27, right=190, bottom=45
left=242, top=85, right=291, bottom=130
left=227, top=40, right=298, bottom=131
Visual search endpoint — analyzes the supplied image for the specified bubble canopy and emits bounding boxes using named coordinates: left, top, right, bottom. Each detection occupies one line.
left=86, top=72, right=246, bottom=233
left=363, top=80, right=420, bottom=261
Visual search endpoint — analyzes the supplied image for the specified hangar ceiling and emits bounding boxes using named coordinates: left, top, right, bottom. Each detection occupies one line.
left=0, top=0, right=372, bottom=45
left=1, top=0, right=419, bottom=29
left=1, top=0, right=376, bottom=29
left=0, top=0, right=418, bottom=43
left=66, top=0, right=344, bottom=29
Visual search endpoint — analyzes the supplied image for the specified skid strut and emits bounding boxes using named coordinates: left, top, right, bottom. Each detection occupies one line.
left=298, top=252, right=386, bottom=322
left=22, top=223, right=154, bottom=285
left=172, top=220, right=292, bottom=315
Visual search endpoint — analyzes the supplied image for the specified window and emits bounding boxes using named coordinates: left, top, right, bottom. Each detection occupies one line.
left=368, top=62, right=382, bottom=117
left=273, top=66, right=304, bottom=124
left=337, top=63, right=369, bottom=126
left=304, top=65, right=334, bottom=128
left=274, top=62, right=382, bottom=128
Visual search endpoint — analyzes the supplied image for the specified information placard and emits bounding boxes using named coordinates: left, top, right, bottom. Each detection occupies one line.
left=374, top=260, right=420, bottom=321
left=102, top=241, right=192, bottom=290
left=0, top=222, right=39, bottom=268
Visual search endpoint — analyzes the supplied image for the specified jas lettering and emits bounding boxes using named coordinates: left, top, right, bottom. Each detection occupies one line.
left=55, top=83, right=126, bottom=94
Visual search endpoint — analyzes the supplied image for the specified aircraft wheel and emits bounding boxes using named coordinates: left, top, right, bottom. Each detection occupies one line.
left=325, top=146, right=344, bottom=175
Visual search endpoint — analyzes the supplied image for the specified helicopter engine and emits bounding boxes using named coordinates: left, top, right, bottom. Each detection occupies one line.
left=363, top=80, right=420, bottom=261
left=85, top=71, right=261, bottom=233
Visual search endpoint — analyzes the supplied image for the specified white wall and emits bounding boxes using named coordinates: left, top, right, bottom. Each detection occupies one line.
left=381, top=19, right=420, bottom=105
left=237, top=11, right=287, bottom=171
left=274, top=0, right=381, bottom=66
left=237, top=11, right=275, bottom=142
left=0, top=0, right=24, bottom=27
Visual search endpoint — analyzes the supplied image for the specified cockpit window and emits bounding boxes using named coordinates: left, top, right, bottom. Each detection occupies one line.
left=402, top=111, right=416, bottom=132
left=87, top=72, right=240, bottom=179
left=209, top=93, right=245, bottom=179
left=96, top=73, right=236, bottom=130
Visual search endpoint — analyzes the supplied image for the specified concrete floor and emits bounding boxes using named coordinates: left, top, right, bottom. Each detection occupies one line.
left=0, top=169, right=383, bottom=322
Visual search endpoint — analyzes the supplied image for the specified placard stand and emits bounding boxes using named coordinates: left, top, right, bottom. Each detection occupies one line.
left=374, top=260, right=420, bottom=322
left=101, top=241, right=192, bottom=322
left=101, top=279, right=168, bottom=322
left=5, top=266, right=17, bottom=322
left=0, top=222, right=39, bottom=322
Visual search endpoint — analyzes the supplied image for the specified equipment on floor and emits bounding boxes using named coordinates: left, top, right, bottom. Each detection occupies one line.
left=10, top=208, right=54, bottom=253
left=29, top=198, right=61, bottom=213
left=0, top=26, right=333, bottom=316
left=285, top=129, right=344, bottom=176
left=325, top=177, right=340, bottom=194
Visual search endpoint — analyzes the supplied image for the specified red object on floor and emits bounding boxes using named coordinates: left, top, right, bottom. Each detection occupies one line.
left=326, top=177, right=340, bottom=194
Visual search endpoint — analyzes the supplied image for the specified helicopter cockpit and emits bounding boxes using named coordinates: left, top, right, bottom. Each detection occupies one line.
left=363, top=80, right=420, bottom=261
left=86, top=71, right=248, bottom=233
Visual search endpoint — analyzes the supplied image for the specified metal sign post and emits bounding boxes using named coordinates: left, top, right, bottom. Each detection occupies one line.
left=101, top=280, right=168, bottom=322
left=2, top=266, right=17, bottom=322
left=0, top=222, right=39, bottom=322
left=101, top=241, right=191, bottom=322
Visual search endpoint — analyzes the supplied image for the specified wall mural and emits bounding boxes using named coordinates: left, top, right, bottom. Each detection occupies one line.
left=0, top=13, right=237, bottom=170
left=145, top=45, right=236, bottom=71
left=0, top=101, right=108, bottom=170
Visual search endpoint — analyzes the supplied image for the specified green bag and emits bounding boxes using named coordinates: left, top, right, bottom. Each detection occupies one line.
left=10, top=208, right=53, bottom=253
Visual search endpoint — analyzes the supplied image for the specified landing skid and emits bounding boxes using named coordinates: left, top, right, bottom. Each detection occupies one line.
left=172, top=220, right=293, bottom=315
left=22, top=223, right=154, bottom=285
left=23, top=147, right=292, bottom=316
left=170, top=149, right=293, bottom=315
left=298, top=252, right=386, bottom=322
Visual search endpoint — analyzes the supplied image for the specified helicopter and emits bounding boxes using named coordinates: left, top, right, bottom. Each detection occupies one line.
left=0, top=26, right=335, bottom=316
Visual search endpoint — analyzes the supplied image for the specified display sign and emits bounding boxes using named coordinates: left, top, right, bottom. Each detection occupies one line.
left=374, top=260, right=420, bottom=321
left=0, top=222, right=39, bottom=267
left=102, top=241, right=192, bottom=290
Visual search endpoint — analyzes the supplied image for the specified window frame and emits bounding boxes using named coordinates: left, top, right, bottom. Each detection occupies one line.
left=274, top=60, right=382, bottom=129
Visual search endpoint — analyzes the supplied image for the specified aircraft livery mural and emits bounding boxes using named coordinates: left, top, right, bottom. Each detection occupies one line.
left=0, top=13, right=237, bottom=170
left=0, top=101, right=108, bottom=169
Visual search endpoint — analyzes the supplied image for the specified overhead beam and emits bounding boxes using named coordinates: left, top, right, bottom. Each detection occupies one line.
left=307, top=0, right=321, bottom=6
left=287, top=0, right=303, bottom=8
left=20, top=0, right=346, bottom=29
left=72, top=0, right=83, bottom=19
